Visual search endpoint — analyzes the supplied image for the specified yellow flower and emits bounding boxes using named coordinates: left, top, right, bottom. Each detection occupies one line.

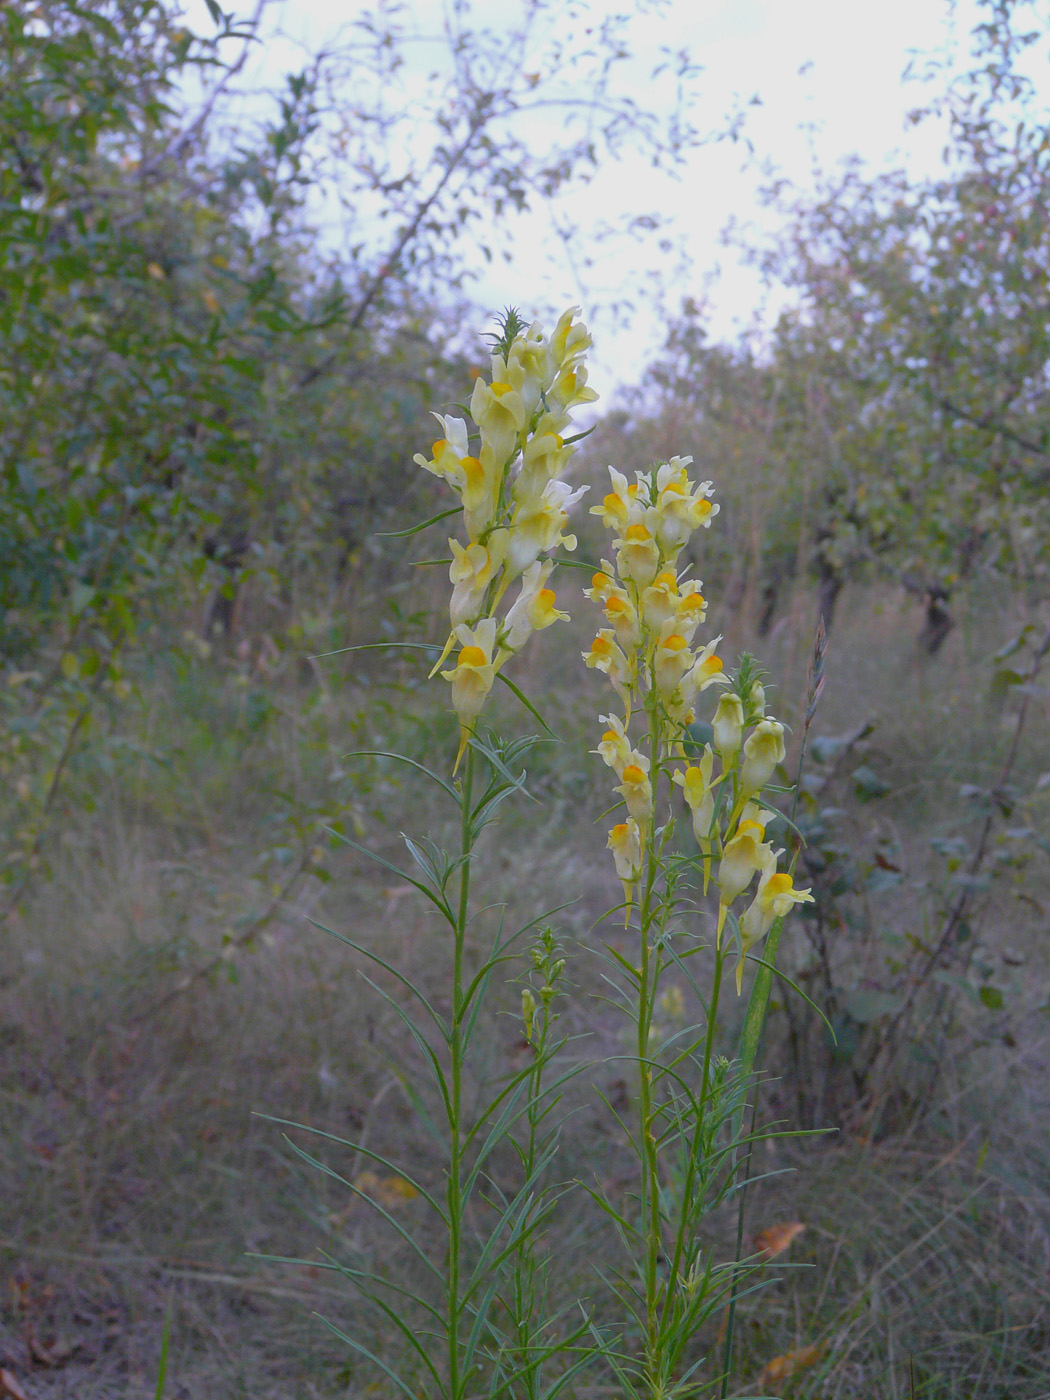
left=601, top=587, right=642, bottom=650
left=641, top=570, right=680, bottom=630
left=653, top=632, right=693, bottom=697
left=584, top=565, right=619, bottom=606
left=672, top=746, right=716, bottom=847
left=712, top=692, right=745, bottom=760
left=507, top=479, right=586, bottom=576
left=740, top=718, right=786, bottom=796
left=448, top=531, right=507, bottom=626
left=414, top=413, right=499, bottom=541
left=583, top=630, right=634, bottom=707
left=440, top=618, right=499, bottom=770
left=502, top=560, right=567, bottom=651
left=658, top=984, right=685, bottom=1019
left=614, top=521, right=661, bottom=587
left=548, top=359, right=599, bottom=413
left=594, top=713, right=634, bottom=776
left=590, top=467, right=642, bottom=533
left=716, top=819, right=775, bottom=943
left=672, top=581, right=708, bottom=640
left=514, top=429, right=572, bottom=503
left=413, top=413, right=471, bottom=487
left=665, top=639, right=725, bottom=725
left=503, top=331, right=547, bottom=416
left=615, top=760, right=653, bottom=825
left=607, top=817, right=643, bottom=921
left=469, top=377, right=526, bottom=470
left=651, top=457, right=719, bottom=553
left=548, top=305, right=592, bottom=369
left=736, top=869, right=814, bottom=992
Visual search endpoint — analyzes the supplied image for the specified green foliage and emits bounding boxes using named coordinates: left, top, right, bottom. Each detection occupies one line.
left=776, top=624, right=1050, bottom=1134
left=591, top=2, right=1050, bottom=638
left=0, top=0, right=714, bottom=909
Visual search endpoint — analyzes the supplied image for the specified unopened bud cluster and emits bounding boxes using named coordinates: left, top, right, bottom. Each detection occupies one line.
left=585, top=464, right=813, bottom=988
left=414, top=307, right=596, bottom=766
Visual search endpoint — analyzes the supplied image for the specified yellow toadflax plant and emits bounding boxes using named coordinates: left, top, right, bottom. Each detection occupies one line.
left=273, top=307, right=817, bottom=1399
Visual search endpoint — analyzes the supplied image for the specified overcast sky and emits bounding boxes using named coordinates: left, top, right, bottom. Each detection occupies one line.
left=184, top=0, right=988, bottom=391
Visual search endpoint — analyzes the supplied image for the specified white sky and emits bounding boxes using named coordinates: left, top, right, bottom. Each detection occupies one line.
left=183, top=0, right=990, bottom=392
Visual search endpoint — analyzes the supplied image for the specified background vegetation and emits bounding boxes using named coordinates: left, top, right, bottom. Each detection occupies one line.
left=1, top=0, right=1047, bottom=1396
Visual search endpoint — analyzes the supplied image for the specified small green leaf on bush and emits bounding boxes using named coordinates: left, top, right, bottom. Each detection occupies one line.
left=992, top=626, right=1033, bottom=662
left=989, top=667, right=1023, bottom=702
left=866, top=866, right=903, bottom=893
left=952, top=872, right=991, bottom=891
left=845, top=988, right=902, bottom=1023
left=979, top=985, right=1004, bottom=1010
left=852, top=765, right=891, bottom=801
left=809, top=735, right=844, bottom=764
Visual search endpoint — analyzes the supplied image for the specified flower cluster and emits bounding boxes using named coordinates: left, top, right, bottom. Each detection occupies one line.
left=585, top=460, right=813, bottom=988
left=414, top=308, right=596, bottom=767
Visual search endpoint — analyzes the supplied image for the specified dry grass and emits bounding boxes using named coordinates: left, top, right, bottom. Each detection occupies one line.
left=2, top=583, right=1048, bottom=1397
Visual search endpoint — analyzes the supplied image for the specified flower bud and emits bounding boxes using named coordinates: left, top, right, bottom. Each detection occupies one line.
left=739, top=719, right=786, bottom=796
left=712, top=692, right=745, bottom=759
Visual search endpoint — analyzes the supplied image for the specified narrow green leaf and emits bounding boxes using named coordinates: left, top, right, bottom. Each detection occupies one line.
left=376, top=504, right=462, bottom=537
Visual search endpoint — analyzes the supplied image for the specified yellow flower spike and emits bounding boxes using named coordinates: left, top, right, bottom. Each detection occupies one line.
left=607, top=818, right=643, bottom=924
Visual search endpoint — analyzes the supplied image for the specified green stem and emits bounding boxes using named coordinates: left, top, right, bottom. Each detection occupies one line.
left=719, top=915, right=785, bottom=1397
left=513, top=995, right=550, bottom=1400
left=634, top=694, right=665, bottom=1395
left=658, top=936, right=725, bottom=1341
left=447, top=743, right=475, bottom=1400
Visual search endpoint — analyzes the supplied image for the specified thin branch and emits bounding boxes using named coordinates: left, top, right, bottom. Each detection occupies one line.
left=295, top=106, right=493, bottom=392
left=935, top=392, right=1050, bottom=465
left=127, top=850, right=311, bottom=1026
left=140, top=0, right=268, bottom=177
